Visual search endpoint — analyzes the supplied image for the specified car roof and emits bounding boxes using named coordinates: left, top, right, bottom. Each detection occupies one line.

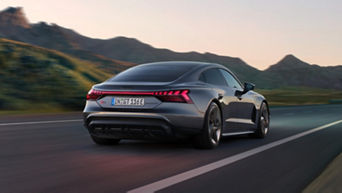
left=139, top=61, right=225, bottom=69
left=138, top=61, right=209, bottom=67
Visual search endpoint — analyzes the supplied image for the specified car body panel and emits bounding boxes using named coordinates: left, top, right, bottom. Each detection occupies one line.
left=83, top=61, right=268, bottom=140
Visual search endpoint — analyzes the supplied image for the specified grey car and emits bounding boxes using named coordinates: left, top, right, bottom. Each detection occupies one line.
left=83, top=61, right=270, bottom=149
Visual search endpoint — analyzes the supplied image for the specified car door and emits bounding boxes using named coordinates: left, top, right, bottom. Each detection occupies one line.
left=200, top=68, right=237, bottom=132
left=218, top=69, right=256, bottom=132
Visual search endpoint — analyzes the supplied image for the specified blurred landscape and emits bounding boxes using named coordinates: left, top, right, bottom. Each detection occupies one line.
left=1, top=7, right=342, bottom=112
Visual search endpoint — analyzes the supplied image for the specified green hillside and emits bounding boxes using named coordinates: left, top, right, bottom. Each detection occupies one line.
left=1, top=37, right=341, bottom=113
left=257, top=87, right=342, bottom=106
left=0, top=38, right=111, bottom=111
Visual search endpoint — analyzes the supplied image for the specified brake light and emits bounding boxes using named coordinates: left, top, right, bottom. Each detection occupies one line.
left=86, top=89, right=102, bottom=100
left=153, top=90, right=192, bottom=103
left=86, top=89, right=192, bottom=103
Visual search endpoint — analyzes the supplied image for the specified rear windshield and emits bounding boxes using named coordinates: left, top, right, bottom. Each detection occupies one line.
left=110, top=63, right=196, bottom=82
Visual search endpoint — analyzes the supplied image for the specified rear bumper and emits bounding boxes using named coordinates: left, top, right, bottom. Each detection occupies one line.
left=83, top=111, right=203, bottom=139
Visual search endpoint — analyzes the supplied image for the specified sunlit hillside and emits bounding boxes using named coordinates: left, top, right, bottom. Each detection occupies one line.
left=0, top=38, right=112, bottom=110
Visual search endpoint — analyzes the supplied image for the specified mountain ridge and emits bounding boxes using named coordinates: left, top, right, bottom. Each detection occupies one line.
left=266, top=54, right=311, bottom=71
left=0, top=7, right=342, bottom=90
left=0, top=7, right=260, bottom=82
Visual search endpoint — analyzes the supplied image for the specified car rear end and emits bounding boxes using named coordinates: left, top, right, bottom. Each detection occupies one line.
left=83, top=62, right=207, bottom=140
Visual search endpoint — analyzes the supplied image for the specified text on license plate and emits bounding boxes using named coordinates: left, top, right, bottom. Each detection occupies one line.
left=112, top=97, right=144, bottom=106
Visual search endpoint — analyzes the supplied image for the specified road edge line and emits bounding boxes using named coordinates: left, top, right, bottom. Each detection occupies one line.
left=0, top=119, right=82, bottom=126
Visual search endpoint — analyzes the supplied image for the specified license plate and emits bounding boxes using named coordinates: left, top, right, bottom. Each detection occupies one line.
left=112, top=97, right=144, bottom=106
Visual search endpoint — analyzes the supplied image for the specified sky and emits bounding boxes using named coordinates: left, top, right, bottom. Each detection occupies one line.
left=0, top=0, right=341, bottom=70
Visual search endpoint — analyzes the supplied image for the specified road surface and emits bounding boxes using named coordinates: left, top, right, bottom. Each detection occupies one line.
left=1, top=104, right=342, bottom=193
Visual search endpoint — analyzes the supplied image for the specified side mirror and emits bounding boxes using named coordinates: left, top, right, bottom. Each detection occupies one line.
left=235, top=82, right=255, bottom=97
left=244, top=82, right=255, bottom=92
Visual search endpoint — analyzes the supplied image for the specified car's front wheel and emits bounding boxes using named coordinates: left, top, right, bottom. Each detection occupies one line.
left=193, top=102, right=222, bottom=149
left=252, top=102, right=270, bottom=138
left=91, top=135, right=121, bottom=145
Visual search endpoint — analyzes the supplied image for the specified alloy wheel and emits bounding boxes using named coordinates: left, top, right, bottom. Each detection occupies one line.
left=208, top=106, right=222, bottom=144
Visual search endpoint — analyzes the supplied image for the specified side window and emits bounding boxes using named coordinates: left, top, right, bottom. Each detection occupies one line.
left=219, top=69, right=243, bottom=90
left=200, top=69, right=227, bottom=86
left=199, top=73, right=206, bottom=82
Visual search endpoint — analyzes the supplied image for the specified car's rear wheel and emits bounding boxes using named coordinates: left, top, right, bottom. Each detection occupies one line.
left=252, top=102, right=270, bottom=138
left=193, top=102, right=222, bottom=149
left=91, top=135, right=121, bottom=145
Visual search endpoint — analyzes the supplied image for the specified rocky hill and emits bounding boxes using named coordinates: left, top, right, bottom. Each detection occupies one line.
left=0, top=7, right=260, bottom=83
left=265, top=55, right=342, bottom=89
left=2, top=7, right=341, bottom=90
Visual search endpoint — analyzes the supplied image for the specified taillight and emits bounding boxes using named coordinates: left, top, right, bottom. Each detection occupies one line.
left=86, top=89, right=192, bottom=103
left=153, top=90, right=192, bottom=103
left=86, top=89, right=102, bottom=100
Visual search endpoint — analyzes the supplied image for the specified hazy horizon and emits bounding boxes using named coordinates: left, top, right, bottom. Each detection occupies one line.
left=0, top=0, right=341, bottom=70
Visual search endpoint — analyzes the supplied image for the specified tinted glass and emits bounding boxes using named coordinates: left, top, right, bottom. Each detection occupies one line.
left=110, top=63, right=196, bottom=82
left=199, top=73, right=206, bottom=82
left=201, top=69, right=227, bottom=86
left=219, top=69, right=243, bottom=90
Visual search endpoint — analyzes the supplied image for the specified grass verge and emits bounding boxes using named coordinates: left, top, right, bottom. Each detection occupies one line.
left=257, top=87, right=342, bottom=106
left=302, top=153, right=342, bottom=193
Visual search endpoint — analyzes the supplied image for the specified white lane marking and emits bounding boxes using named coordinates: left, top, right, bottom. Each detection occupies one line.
left=127, top=119, right=342, bottom=193
left=0, top=119, right=82, bottom=126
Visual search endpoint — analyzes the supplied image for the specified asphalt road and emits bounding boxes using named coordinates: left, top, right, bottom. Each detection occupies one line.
left=1, top=104, right=342, bottom=193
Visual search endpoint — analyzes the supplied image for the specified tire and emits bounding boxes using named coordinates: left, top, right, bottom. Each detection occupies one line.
left=252, top=102, right=270, bottom=138
left=193, top=102, right=222, bottom=149
left=91, top=135, right=121, bottom=145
